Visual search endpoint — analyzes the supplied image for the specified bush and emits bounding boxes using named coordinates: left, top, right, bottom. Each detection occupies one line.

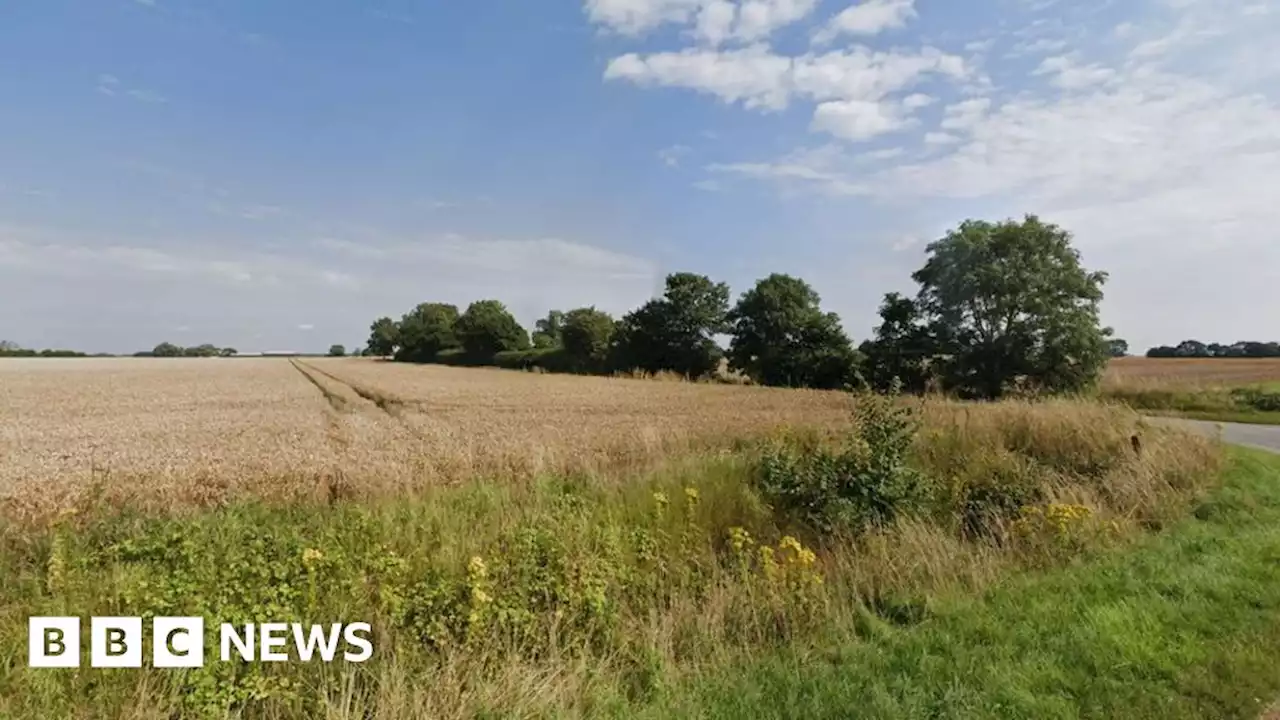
left=1232, top=387, right=1280, bottom=412
left=753, top=393, right=930, bottom=537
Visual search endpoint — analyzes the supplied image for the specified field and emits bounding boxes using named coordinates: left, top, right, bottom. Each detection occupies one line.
left=0, top=358, right=849, bottom=521
left=3, top=357, right=1280, bottom=718
left=1102, top=357, right=1280, bottom=424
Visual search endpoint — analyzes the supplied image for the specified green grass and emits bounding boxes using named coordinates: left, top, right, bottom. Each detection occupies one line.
left=639, top=448, right=1280, bottom=719
left=1105, top=383, right=1280, bottom=426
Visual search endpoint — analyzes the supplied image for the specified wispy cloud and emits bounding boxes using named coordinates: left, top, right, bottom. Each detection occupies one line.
left=96, top=74, right=166, bottom=103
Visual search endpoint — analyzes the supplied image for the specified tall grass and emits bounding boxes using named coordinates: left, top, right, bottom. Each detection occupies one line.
left=0, top=396, right=1222, bottom=719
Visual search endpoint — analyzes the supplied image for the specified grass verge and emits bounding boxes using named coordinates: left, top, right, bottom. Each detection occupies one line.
left=644, top=448, right=1280, bottom=720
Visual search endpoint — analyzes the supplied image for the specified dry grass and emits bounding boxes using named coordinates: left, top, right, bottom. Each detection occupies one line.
left=1104, top=357, right=1280, bottom=391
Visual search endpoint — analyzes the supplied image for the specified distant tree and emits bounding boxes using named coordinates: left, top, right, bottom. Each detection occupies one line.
left=532, top=310, right=566, bottom=349
left=904, top=215, right=1111, bottom=398
left=860, top=292, right=938, bottom=393
left=726, top=273, right=861, bottom=389
left=184, top=343, right=220, bottom=358
left=395, top=303, right=460, bottom=363
left=455, top=300, right=530, bottom=357
left=1173, top=340, right=1207, bottom=357
left=1146, top=345, right=1177, bottom=358
left=366, top=317, right=400, bottom=358
left=1107, top=339, right=1130, bottom=358
left=561, top=307, right=616, bottom=372
left=353, top=347, right=365, bottom=357
left=612, top=272, right=730, bottom=378
left=152, top=342, right=183, bottom=357
left=0, top=340, right=19, bottom=352
left=220, top=347, right=238, bottom=357
left=328, top=344, right=346, bottom=357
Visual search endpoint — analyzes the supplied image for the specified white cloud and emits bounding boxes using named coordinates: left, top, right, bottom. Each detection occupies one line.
left=812, top=0, right=917, bottom=45
left=902, top=92, right=934, bottom=109
left=606, top=44, right=966, bottom=138
left=938, top=97, right=991, bottom=132
left=658, top=144, right=692, bottom=166
left=297, top=324, right=315, bottom=331
left=586, top=0, right=818, bottom=44
left=811, top=100, right=910, bottom=141
left=605, top=45, right=794, bottom=110
left=585, top=0, right=705, bottom=35
left=1033, top=55, right=1116, bottom=90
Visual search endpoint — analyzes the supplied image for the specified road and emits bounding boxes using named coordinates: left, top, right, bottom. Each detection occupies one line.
left=1154, top=418, right=1280, bottom=454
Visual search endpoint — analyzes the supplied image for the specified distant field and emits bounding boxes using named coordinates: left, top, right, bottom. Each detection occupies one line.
left=1105, top=357, right=1280, bottom=389
left=1103, top=357, right=1280, bottom=424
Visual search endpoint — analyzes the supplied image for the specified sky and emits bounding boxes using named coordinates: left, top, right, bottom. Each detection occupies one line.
left=1, top=0, right=1277, bottom=354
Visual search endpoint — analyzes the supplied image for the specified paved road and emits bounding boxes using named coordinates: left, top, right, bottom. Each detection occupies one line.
left=1153, top=418, right=1280, bottom=454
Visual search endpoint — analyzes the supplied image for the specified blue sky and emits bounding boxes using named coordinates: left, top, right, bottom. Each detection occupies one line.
left=1, top=0, right=1277, bottom=354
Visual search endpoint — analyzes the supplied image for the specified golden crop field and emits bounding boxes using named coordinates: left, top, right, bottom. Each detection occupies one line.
left=0, top=357, right=852, bottom=520
left=1104, top=357, right=1280, bottom=389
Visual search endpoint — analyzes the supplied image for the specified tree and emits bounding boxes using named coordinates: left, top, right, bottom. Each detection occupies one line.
left=395, top=303, right=460, bottom=362
left=727, top=274, right=861, bottom=389
left=612, top=272, right=730, bottom=378
left=328, top=344, right=346, bottom=357
left=908, top=215, right=1110, bottom=399
left=366, top=317, right=400, bottom=358
left=220, top=347, right=238, bottom=357
left=1107, top=339, right=1129, bottom=358
left=532, top=310, right=565, bottom=349
left=152, top=342, right=183, bottom=357
left=860, top=293, right=938, bottom=393
left=1175, top=339, right=1209, bottom=357
left=455, top=300, right=530, bottom=358
left=561, top=307, right=616, bottom=372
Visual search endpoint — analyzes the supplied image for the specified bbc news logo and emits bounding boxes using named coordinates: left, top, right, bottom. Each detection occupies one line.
left=28, top=617, right=373, bottom=668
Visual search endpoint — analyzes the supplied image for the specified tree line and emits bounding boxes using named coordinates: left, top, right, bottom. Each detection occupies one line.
left=0, top=340, right=95, bottom=358
left=134, top=342, right=239, bottom=358
left=366, top=215, right=1118, bottom=400
left=1145, top=340, right=1280, bottom=359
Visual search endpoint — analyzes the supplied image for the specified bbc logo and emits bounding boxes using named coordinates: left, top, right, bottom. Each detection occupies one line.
left=29, top=617, right=205, bottom=668
left=29, top=616, right=374, bottom=667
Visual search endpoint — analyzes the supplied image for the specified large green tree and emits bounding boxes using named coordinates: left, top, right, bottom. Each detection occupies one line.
left=727, top=274, right=861, bottom=389
left=366, top=317, right=400, bottom=357
left=860, top=292, right=938, bottom=393
left=395, top=303, right=460, bottom=362
left=910, top=215, right=1111, bottom=398
left=532, top=310, right=565, bottom=349
left=561, top=306, right=616, bottom=372
left=612, top=272, right=730, bottom=378
left=455, top=300, right=530, bottom=358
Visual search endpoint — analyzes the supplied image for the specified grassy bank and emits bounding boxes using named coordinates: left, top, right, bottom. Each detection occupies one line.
left=647, top=448, right=1280, bottom=719
left=0, top=398, right=1234, bottom=718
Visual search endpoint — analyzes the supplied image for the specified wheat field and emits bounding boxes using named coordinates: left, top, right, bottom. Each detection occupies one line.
left=1104, top=357, right=1280, bottom=390
left=0, top=357, right=853, bottom=521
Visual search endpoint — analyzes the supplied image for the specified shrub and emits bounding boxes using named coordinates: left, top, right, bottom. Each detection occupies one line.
left=1232, top=387, right=1280, bottom=412
left=753, top=393, right=930, bottom=537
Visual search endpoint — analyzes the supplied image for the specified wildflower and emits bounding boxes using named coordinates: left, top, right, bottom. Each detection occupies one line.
left=728, top=526, right=753, bottom=553
left=684, top=487, right=700, bottom=505
left=467, top=555, right=488, bottom=581
left=302, top=548, right=324, bottom=566
left=653, top=491, right=669, bottom=513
